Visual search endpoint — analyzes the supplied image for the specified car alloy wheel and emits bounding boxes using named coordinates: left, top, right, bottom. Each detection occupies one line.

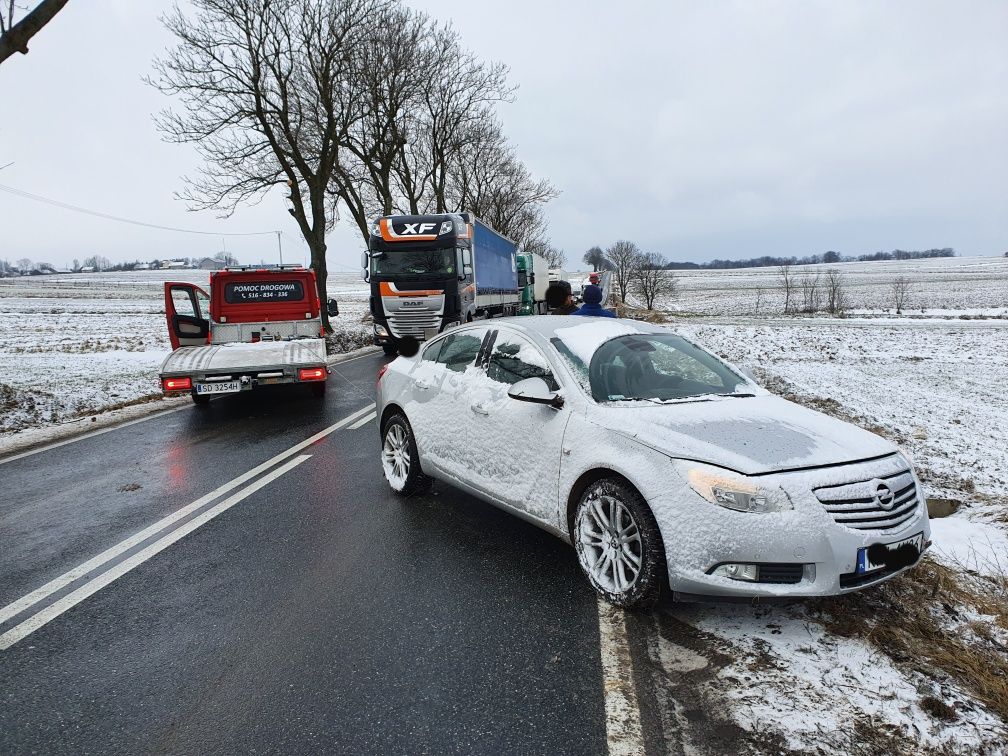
left=574, top=478, right=666, bottom=609
left=380, top=413, right=432, bottom=496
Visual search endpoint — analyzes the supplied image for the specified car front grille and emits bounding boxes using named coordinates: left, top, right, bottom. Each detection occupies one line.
left=814, top=469, right=920, bottom=533
left=387, top=309, right=442, bottom=339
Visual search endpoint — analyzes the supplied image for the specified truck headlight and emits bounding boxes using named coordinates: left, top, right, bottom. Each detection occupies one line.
left=687, top=469, right=793, bottom=513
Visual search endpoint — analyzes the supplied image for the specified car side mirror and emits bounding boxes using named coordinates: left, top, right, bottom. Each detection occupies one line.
left=508, top=377, right=564, bottom=409
left=327, top=298, right=339, bottom=317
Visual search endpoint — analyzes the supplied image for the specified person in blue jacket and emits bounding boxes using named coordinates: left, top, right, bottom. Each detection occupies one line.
left=572, top=284, right=616, bottom=317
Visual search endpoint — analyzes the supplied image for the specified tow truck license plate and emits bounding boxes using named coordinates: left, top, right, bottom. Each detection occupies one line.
left=195, top=381, right=241, bottom=395
left=857, top=532, right=923, bottom=574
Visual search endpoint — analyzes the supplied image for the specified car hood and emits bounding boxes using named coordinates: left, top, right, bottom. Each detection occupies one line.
left=590, top=394, right=897, bottom=475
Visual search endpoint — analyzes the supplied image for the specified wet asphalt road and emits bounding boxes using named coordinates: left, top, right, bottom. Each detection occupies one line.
left=0, top=351, right=615, bottom=754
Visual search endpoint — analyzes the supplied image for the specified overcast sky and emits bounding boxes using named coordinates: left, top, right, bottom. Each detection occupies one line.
left=1, top=0, right=1005, bottom=270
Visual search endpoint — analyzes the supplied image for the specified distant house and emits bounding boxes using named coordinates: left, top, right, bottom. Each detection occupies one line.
left=134, top=262, right=150, bottom=271
left=197, top=257, right=225, bottom=271
left=80, top=266, right=96, bottom=273
left=161, top=260, right=187, bottom=269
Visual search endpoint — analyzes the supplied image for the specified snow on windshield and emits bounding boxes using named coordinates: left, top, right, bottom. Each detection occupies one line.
left=553, top=320, right=643, bottom=364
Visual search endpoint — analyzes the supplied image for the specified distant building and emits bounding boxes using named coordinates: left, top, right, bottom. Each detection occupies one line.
left=197, top=257, right=225, bottom=271
left=134, top=262, right=150, bottom=271
left=161, top=260, right=187, bottom=269
left=80, top=266, right=96, bottom=273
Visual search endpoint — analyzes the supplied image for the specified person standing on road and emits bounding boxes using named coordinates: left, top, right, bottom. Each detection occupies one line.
left=546, top=280, right=578, bottom=314
left=572, top=284, right=616, bottom=317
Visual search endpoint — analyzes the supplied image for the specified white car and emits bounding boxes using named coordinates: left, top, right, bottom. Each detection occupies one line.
left=375, top=317, right=930, bottom=608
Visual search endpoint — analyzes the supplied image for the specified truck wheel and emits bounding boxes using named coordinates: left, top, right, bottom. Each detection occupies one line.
left=381, top=413, right=432, bottom=496
left=573, top=478, right=667, bottom=610
left=190, top=389, right=209, bottom=406
left=310, top=380, right=326, bottom=398
left=382, top=344, right=398, bottom=356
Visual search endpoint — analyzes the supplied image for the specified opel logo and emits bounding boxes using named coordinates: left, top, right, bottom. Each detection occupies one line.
left=872, top=481, right=895, bottom=510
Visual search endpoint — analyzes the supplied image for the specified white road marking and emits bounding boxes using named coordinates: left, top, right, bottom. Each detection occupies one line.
left=0, top=402, right=374, bottom=627
left=0, top=454, right=312, bottom=650
left=597, top=598, right=645, bottom=756
left=0, top=405, right=189, bottom=466
left=347, top=411, right=377, bottom=430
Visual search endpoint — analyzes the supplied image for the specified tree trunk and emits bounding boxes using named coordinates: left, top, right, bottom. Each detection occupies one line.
left=309, top=238, right=330, bottom=334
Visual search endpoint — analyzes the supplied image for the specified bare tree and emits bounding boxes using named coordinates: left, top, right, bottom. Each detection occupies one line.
left=523, top=239, right=564, bottom=269
left=891, top=275, right=912, bottom=313
left=607, top=240, right=642, bottom=304
left=0, top=0, right=69, bottom=66
left=583, top=246, right=606, bottom=271
left=778, top=263, right=795, bottom=315
left=16, top=257, right=33, bottom=271
left=800, top=272, right=821, bottom=313
left=825, top=269, right=848, bottom=315
left=753, top=286, right=764, bottom=317
left=151, top=0, right=382, bottom=333
left=633, top=251, right=676, bottom=310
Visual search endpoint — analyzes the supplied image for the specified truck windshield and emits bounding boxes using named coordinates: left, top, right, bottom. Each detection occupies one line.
left=372, top=248, right=455, bottom=277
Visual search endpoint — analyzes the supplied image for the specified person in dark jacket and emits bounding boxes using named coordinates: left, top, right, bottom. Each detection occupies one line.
left=546, top=280, right=578, bottom=314
left=572, top=284, right=616, bottom=317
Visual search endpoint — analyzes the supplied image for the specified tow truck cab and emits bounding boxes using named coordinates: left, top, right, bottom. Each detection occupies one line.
left=160, top=265, right=338, bottom=403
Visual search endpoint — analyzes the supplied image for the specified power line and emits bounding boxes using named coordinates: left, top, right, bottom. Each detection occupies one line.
left=0, top=182, right=276, bottom=237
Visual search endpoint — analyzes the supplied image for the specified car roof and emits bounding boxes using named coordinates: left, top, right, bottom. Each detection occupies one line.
left=489, top=315, right=666, bottom=339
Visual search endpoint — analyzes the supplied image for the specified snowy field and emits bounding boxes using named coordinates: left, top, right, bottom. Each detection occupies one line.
left=659, top=255, right=1008, bottom=317
left=2, top=258, right=1006, bottom=749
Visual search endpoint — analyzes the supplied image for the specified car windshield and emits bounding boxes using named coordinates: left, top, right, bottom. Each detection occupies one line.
left=371, top=248, right=455, bottom=277
left=584, top=333, right=749, bottom=403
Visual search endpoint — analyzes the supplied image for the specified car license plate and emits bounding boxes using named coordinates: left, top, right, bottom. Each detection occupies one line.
left=195, top=380, right=241, bottom=395
left=857, top=532, right=923, bottom=574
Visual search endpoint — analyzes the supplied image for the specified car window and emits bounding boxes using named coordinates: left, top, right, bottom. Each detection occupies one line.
left=589, top=334, right=747, bottom=402
left=422, top=337, right=446, bottom=363
left=171, top=288, right=197, bottom=318
left=434, top=329, right=485, bottom=373
left=487, top=331, right=559, bottom=391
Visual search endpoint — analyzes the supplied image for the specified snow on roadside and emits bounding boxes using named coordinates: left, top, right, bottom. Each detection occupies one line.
left=685, top=603, right=1004, bottom=753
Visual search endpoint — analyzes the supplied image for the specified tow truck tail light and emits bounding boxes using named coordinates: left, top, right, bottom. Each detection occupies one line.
left=299, top=367, right=326, bottom=382
left=377, top=364, right=389, bottom=383
left=162, top=376, right=192, bottom=391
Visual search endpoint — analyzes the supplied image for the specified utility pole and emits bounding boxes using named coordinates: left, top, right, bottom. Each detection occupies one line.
left=276, top=231, right=283, bottom=265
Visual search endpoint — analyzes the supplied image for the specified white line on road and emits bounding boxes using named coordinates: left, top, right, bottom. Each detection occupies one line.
left=0, top=454, right=313, bottom=651
left=0, top=403, right=374, bottom=628
left=0, top=405, right=190, bottom=466
left=597, top=598, right=645, bottom=756
left=347, top=411, right=377, bottom=430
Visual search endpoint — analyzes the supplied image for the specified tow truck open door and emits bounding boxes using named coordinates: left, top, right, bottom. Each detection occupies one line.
left=164, top=282, right=210, bottom=350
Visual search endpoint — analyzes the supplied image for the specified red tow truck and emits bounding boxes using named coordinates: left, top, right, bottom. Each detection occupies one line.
left=159, top=265, right=338, bottom=404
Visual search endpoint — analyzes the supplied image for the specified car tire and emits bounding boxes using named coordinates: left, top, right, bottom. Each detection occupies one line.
left=573, top=478, right=667, bottom=610
left=380, top=413, right=432, bottom=496
left=190, top=389, right=210, bottom=405
left=382, top=344, right=398, bottom=356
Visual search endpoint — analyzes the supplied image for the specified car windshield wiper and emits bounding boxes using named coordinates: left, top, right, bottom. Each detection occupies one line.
left=613, top=392, right=756, bottom=404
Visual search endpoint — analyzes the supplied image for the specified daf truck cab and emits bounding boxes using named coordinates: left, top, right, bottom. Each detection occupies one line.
left=365, top=213, right=519, bottom=355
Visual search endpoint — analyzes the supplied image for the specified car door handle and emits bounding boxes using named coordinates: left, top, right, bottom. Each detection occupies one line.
left=470, top=402, right=489, bottom=415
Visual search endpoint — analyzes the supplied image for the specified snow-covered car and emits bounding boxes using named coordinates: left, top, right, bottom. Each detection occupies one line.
left=375, top=317, right=931, bottom=608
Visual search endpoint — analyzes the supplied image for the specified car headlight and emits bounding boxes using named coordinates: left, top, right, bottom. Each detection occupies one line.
left=687, top=468, right=793, bottom=513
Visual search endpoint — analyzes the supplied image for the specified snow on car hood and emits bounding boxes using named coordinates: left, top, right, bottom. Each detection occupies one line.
left=590, top=394, right=897, bottom=475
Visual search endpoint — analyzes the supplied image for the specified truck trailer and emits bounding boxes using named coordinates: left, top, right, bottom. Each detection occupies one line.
left=517, top=252, right=549, bottom=315
left=365, top=213, right=521, bottom=354
left=160, top=265, right=338, bottom=403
